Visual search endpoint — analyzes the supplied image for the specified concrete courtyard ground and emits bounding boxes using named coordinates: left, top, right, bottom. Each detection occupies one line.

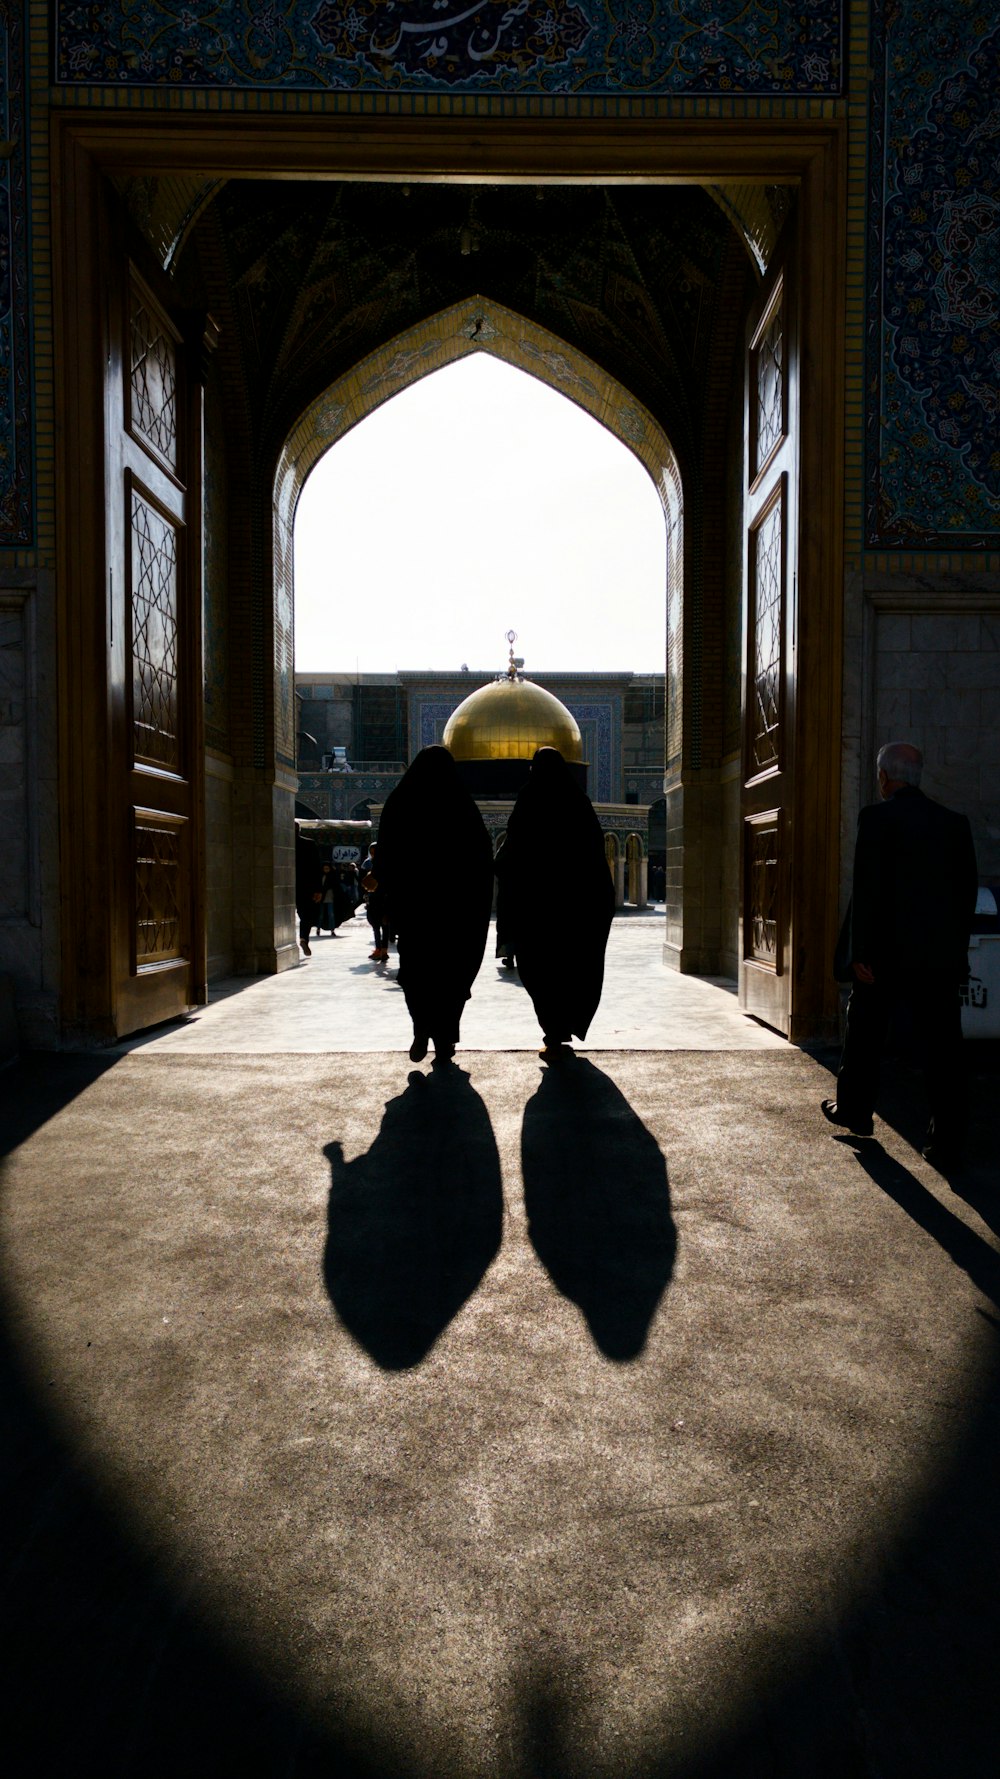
left=1, top=913, right=998, bottom=1778
left=115, top=907, right=787, bottom=1056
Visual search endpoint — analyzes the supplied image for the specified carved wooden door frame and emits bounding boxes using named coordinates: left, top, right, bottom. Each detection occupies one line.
left=53, top=116, right=844, bottom=1042
left=739, top=227, right=798, bottom=1034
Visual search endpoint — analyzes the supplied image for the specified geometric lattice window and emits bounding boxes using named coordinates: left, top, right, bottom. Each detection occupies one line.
left=135, top=819, right=182, bottom=963
left=750, top=492, right=783, bottom=774
left=753, top=291, right=784, bottom=477
left=131, top=492, right=180, bottom=770
left=747, top=819, right=779, bottom=966
left=130, top=294, right=178, bottom=470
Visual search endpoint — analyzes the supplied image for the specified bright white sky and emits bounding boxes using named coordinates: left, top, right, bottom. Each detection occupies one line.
left=293, top=353, right=667, bottom=676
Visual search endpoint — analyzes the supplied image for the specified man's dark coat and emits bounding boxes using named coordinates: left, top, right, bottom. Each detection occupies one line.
left=845, top=785, right=978, bottom=983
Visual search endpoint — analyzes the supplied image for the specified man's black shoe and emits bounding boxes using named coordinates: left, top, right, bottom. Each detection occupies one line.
left=821, top=1098, right=874, bottom=1138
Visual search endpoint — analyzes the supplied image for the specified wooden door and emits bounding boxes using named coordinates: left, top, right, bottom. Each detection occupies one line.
left=108, top=267, right=202, bottom=1035
left=738, top=226, right=798, bottom=1035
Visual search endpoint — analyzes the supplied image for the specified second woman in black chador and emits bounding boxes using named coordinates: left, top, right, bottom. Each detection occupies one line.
left=373, top=745, right=494, bottom=1063
left=495, top=746, right=614, bottom=1060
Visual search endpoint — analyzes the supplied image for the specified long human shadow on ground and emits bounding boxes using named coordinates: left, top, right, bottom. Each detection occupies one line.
left=521, top=1058, right=676, bottom=1360
left=324, top=1066, right=503, bottom=1370
left=844, top=1136, right=1000, bottom=1311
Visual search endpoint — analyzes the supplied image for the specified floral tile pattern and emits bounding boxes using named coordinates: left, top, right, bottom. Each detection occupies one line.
left=867, top=2, right=1000, bottom=546
left=0, top=0, right=32, bottom=547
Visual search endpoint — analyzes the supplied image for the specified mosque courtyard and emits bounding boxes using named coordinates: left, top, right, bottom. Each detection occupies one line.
left=2, top=910, right=999, bottom=1776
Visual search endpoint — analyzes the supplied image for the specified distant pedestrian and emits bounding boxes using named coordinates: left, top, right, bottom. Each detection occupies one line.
left=361, top=842, right=392, bottom=962
left=495, top=747, right=614, bottom=1061
left=823, top=742, right=978, bottom=1165
left=295, top=829, right=324, bottom=957
left=494, top=833, right=516, bottom=969
left=319, top=862, right=354, bottom=937
left=342, top=861, right=361, bottom=909
left=374, top=746, right=494, bottom=1063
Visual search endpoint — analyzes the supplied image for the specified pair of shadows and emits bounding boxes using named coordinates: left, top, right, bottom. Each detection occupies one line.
left=323, top=1059, right=676, bottom=1370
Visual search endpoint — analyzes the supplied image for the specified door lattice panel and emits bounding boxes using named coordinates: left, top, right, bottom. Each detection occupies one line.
left=135, top=819, right=182, bottom=963
left=131, top=492, right=180, bottom=770
left=754, top=296, right=784, bottom=475
left=750, top=494, right=783, bottom=774
left=129, top=296, right=178, bottom=470
left=748, top=821, right=779, bottom=964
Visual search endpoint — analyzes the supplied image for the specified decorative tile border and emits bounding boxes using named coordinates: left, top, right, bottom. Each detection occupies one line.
left=279, top=298, right=682, bottom=546
left=564, top=700, right=618, bottom=803
left=0, top=0, right=33, bottom=547
left=54, top=1, right=845, bottom=98
left=866, top=1, right=1000, bottom=548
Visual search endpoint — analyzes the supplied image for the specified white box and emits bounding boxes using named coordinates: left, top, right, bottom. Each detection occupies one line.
left=962, top=934, right=1000, bottom=1039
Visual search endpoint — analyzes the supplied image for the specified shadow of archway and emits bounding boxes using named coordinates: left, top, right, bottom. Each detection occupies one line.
left=521, top=1058, right=676, bottom=1359
left=323, top=1066, right=503, bottom=1369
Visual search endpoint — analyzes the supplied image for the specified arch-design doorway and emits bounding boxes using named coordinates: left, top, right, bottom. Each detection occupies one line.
left=270, top=298, right=683, bottom=968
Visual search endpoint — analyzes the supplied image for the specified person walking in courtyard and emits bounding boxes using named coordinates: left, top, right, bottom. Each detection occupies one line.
left=361, top=842, right=392, bottom=961
left=373, top=746, right=494, bottom=1063
left=822, top=741, right=978, bottom=1165
left=495, top=746, right=614, bottom=1062
left=295, top=828, right=324, bottom=958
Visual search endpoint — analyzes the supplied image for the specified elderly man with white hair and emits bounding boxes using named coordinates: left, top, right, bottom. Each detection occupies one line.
left=822, top=741, right=978, bottom=1166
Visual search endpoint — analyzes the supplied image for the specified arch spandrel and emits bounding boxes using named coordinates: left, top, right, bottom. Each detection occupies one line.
left=277, top=298, right=684, bottom=532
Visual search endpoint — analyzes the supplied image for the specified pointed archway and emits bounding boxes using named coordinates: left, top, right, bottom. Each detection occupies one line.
left=263, top=300, right=684, bottom=974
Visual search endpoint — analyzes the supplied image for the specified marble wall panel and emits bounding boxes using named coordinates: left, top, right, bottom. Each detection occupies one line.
left=873, top=606, right=1000, bottom=876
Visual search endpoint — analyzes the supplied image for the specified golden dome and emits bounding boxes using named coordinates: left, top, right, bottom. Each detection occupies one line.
left=443, top=675, right=583, bottom=764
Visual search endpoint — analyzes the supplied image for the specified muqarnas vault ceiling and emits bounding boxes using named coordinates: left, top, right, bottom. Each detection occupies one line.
left=188, top=180, right=747, bottom=476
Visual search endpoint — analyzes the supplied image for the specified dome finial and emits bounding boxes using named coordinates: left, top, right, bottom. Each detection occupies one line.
left=505, top=629, right=519, bottom=681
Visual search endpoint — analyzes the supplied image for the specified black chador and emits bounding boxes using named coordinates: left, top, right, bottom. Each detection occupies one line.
left=374, top=746, right=494, bottom=1063
left=495, top=747, right=615, bottom=1059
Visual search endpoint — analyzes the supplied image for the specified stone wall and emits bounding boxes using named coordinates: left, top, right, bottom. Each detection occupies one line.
left=205, top=756, right=234, bottom=979
left=0, top=579, right=59, bottom=1046
left=0, top=599, right=28, bottom=923
left=871, top=603, right=1000, bottom=879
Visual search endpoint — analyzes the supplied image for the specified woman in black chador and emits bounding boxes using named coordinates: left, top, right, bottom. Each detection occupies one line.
left=374, top=745, right=494, bottom=1064
left=495, top=747, right=615, bottom=1061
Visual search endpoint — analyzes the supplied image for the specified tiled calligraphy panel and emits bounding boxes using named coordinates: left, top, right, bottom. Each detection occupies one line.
left=134, top=816, right=183, bottom=963
left=130, top=491, right=180, bottom=771
left=54, top=2, right=845, bottom=96
left=749, top=489, right=784, bottom=775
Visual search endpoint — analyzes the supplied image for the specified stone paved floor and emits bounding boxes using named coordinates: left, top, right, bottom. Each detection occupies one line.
left=116, top=907, right=788, bottom=1055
